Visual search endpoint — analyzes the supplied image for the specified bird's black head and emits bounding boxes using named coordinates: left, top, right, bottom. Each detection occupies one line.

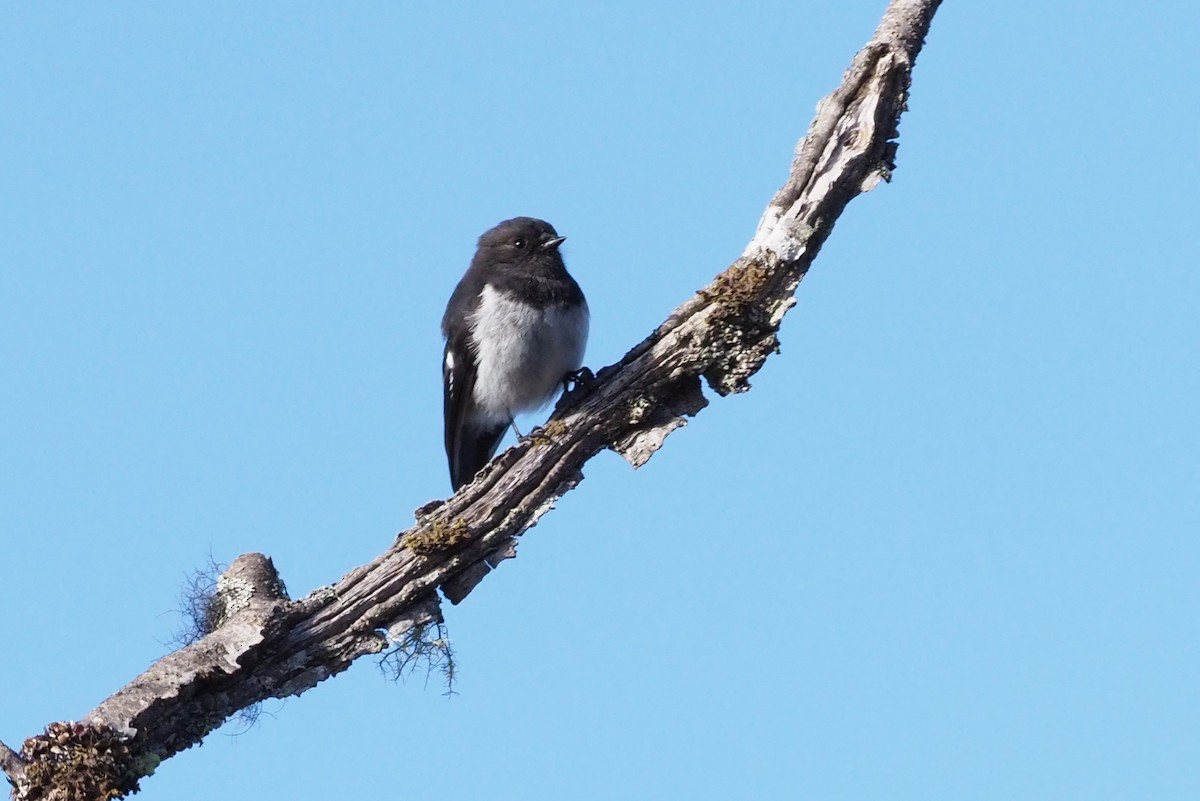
left=474, top=217, right=566, bottom=269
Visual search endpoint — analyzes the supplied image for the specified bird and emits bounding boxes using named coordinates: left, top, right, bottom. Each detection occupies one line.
left=441, top=217, right=589, bottom=491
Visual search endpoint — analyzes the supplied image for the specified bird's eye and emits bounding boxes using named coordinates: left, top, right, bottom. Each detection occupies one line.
left=513, top=237, right=527, bottom=249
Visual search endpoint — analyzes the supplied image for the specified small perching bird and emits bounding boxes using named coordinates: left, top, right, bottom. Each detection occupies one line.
left=441, top=217, right=589, bottom=491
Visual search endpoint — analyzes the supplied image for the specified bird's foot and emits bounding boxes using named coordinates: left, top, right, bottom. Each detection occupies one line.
left=554, top=366, right=595, bottom=414
left=524, top=420, right=567, bottom=445
left=561, top=366, right=595, bottom=394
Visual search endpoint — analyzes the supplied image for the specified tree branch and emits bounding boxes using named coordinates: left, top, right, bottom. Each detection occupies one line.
left=0, top=741, right=25, bottom=785
left=6, top=1, right=942, bottom=797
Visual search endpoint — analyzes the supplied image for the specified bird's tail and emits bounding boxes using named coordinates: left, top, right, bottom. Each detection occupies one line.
left=449, top=421, right=508, bottom=491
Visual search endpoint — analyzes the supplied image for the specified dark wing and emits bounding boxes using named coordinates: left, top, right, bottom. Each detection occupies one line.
left=443, top=332, right=507, bottom=491
left=443, top=331, right=475, bottom=489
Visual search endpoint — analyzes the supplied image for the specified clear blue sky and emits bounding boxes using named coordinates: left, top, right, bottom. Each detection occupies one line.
left=3, top=3, right=1197, bottom=799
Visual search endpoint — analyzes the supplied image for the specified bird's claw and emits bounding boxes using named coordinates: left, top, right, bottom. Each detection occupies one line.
left=561, top=366, right=595, bottom=394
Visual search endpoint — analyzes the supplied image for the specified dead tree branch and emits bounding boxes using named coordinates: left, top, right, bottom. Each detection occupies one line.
left=0, top=742, right=24, bottom=786
left=3, top=1, right=942, bottom=797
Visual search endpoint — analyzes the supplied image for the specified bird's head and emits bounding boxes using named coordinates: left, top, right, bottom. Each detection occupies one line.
left=476, top=217, right=566, bottom=268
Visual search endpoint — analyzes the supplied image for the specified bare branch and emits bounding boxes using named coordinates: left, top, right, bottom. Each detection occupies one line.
left=8, top=1, right=943, bottom=797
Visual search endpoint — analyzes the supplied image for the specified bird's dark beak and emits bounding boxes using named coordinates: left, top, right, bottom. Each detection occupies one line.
left=540, top=235, right=567, bottom=251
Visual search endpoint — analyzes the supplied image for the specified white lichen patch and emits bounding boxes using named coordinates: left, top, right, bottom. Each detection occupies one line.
left=215, top=575, right=254, bottom=617
left=626, top=395, right=654, bottom=425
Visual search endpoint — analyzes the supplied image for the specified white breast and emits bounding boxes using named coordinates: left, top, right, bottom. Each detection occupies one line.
left=468, top=284, right=588, bottom=425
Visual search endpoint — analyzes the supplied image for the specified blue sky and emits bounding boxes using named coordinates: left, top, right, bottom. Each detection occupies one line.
left=2, top=2, right=1198, bottom=799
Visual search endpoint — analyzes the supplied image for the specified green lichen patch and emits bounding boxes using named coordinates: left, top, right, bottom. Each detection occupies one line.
left=402, top=518, right=471, bottom=556
left=529, top=419, right=568, bottom=445
left=704, top=258, right=773, bottom=318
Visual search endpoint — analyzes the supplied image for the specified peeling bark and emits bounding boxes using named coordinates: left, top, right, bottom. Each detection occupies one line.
left=3, top=1, right=942, bottom=797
